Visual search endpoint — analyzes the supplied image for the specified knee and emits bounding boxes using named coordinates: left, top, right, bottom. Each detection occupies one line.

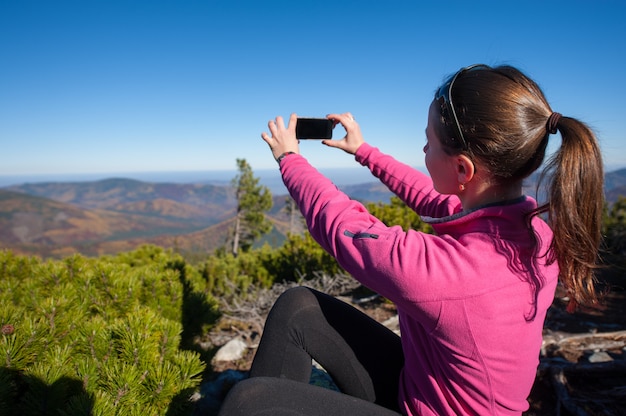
left=217, top=377, right=276, bottom=415
left=278, top=286, right=316, bottom=304
left=271, top=286, right=318, bottom=317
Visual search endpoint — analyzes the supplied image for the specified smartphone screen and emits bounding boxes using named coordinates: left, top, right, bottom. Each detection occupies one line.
left=296, top=118, right=333, bottom=139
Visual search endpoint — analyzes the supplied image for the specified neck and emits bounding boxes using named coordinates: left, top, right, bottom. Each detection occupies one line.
left=459, top=180, right=523, bottom=211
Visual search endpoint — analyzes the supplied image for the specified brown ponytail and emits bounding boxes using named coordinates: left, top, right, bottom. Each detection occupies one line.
left=537, top=116, right=604, bottom=309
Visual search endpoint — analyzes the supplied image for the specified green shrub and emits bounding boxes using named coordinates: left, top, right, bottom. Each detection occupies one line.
left=199, top=249, right=273, bottom=296
left=0, top=247, right=218, bottom=416
left=603, top=196, right=626, bottom=259
left=262, top=233, right=342, bottom=282
left=366, top=196, right=433, bottom=233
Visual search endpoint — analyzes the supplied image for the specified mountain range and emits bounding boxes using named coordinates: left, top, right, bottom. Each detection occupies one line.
left=1, top=168, right=625, bottom=259
left=0, top=176, right=393, bottom=258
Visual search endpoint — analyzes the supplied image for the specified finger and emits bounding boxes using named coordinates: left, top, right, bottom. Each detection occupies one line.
left=327, top=113, right=356, bottom=128
left=275, top=115, right=285, bottom=130
left=268, top=119, right=277, bottom=136
left=288, top=113, right=298, bottom=131
left=321, top=137, right=346, bottom=149
left=327, top=112, right=354, bottom=121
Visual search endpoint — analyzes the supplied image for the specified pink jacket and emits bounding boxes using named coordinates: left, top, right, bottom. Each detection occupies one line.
left=280, top=143, right=558, bottom=415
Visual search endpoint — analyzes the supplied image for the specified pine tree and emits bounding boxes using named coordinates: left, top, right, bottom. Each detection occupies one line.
left=231, top=159, right=273, bottom=257
left=0, top=248, right=214, bottom=416
left=284, top=196, right=305, bottom=235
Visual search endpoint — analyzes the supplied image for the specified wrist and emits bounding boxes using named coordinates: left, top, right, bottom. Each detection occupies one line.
left=276, top=151, right=297, bottom=164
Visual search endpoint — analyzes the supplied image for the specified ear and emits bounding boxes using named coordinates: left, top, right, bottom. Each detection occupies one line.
left=455, top=155, right=475, bottom=185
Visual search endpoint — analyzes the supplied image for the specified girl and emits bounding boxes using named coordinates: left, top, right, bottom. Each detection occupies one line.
left=217, top=64, right=604, bottom=415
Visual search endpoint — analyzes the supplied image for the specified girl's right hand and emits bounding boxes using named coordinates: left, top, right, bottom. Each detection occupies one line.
left=261, top=113, right=300, bottom=162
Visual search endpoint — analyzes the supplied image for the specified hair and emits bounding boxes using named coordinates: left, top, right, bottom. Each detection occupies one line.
left=434, top=64, right=604, bottom=310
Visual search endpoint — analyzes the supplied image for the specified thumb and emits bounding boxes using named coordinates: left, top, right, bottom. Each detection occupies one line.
left=322, top=139, right=345, bottom=149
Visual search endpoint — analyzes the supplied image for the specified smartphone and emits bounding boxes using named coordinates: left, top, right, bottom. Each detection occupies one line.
left=296, top=118, right=333, bottom=140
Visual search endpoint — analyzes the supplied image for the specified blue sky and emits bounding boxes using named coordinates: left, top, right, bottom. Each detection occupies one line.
left=1, top=0, right=625, bottom=181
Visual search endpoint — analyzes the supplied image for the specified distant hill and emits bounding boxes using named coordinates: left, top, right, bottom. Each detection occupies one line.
left=6, top=177, right=235, bottom=209
left=604, top=168, right=626, bottom=190
left=0, top=179, right=240, bottom=257
left=339, top=182, right=393, bottom=203
left=605, top=168, right=626, bottom=203
left=2, top=168, right=625, bottom=259
left=0, top=189, right=220, bottom=258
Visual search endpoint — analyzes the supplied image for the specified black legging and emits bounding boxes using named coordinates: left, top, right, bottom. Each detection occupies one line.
left=217, top=286, right=405, bottom=415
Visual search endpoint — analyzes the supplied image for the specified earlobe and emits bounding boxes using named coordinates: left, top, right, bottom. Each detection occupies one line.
left=456, top=155, right=475, bottom=185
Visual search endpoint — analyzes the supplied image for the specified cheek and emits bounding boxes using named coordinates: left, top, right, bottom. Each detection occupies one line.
left=425, top=155, right=456, bottom=195
left=424, top=150, right=438, bottom=177
left=424, top=154, right=442, bottom=191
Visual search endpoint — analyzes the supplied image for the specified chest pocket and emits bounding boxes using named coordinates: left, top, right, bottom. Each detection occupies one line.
left=344, top=230, right=379, bottom=239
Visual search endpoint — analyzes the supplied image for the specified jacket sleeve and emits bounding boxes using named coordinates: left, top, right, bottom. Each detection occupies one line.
left=354, top=143, right=461, bottom=218
left=279, top=153, right=470, bottom=322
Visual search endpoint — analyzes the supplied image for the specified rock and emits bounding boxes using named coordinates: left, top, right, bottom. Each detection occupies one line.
left=310, top=366, right=339, bottom=391
left=194, top=366, right=340, bottom=415
left=194, top=369, right=248, bottom=416
left=588, top=351, right=613, bottom=363
left=382, top=315, right=400, bottom=335
left=213, top=338, right=247, bottom=363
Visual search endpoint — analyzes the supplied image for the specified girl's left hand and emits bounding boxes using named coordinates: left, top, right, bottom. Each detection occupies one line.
left=261, top=113, right=300, bottom=161
left=323, top=112, right=364, bottom=155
